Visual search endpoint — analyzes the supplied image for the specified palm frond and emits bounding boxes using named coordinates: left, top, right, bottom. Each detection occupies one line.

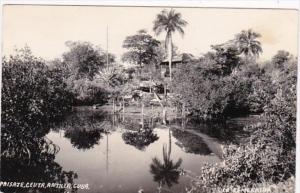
left=153, top=9, right=187, bottom=37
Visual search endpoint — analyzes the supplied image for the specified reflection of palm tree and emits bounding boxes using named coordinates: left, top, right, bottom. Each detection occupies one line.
left=150, top=128, right=182, bottom=192
left=150, top=145, right=182, bottom=191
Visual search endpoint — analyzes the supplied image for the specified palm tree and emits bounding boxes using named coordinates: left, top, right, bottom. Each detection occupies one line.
left=153, top=9, right=188, bottom=81
left=94, top=66, right=125, bottom=113
left=234, top=29, right=262, bottom=61
left=150, top=145, right=182, bottom=192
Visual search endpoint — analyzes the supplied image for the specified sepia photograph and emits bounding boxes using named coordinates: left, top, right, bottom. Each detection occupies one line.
left=0, top=3, right=298, bottom=193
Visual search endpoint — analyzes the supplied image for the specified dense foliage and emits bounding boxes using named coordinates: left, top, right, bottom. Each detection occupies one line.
left=1, top=23, right=297, bottom=193
left=122, top=29, right=161, bottom=68
left=1, top=48, right=78, bottom=193
left=171, top=44, right=244, bottom=120
left=190, top=51, right=297, bottom=192
left=57, top=41, right=117, bottom=105
left=171, top=31, right=286, bottom=120
left=2, top=48, right=74, bottom=130
left=63, top=41, right=114, bottom=79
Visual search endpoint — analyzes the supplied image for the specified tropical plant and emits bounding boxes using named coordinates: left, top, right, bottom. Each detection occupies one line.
left=234, top=29, right=262, bottom=60
left=93, top=65, right=128, bottom=112
left=153, top=9, right=188, bottom=81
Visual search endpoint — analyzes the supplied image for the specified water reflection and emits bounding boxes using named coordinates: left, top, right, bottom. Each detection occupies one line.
left=150, top=145, right=182, bottom=191
left=54, top=109, right=109, bottom=131
left=54, top=109, right=114, bottom=150
left=172, top=129, right=212, bottom=155
left=149, top=125, right=183, bottom=192
left=122, top=124, right=159, bottom=150
left=1, top=107, right=245, bottom=193
left=64, top=129, right=104, bottom=150
left=1, top=126, right=77, bottom=193
left=169, top=118, right=247, bottom=145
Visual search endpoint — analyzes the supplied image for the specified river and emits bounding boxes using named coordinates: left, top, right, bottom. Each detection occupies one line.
left=1, top=107, right=253, bottom=193
left=45, top=107, right=250, bottom=193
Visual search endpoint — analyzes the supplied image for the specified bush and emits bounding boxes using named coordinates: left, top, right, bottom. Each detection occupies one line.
left=190, top=53, right=296, bottom=191
left=72, top=78, right=109, bottom=105
left=1, top=48, right=74, bottom=130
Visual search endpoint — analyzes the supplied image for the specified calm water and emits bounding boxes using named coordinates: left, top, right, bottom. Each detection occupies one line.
left=1, top=107, right=249, bottom=193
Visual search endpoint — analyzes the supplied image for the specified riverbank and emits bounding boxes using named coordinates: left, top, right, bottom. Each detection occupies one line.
left=75, top=104, right=179, bottom=118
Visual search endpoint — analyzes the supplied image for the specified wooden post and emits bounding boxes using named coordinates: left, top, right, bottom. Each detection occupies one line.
left=122, top=97, right=125, bottom=122
left=182, top=103, right=185, bottom=118
left=112, top=99, right=115, bottom=114
left=162, top=107, right=167, bottom=125
left=141, top=102, right=144, bottom=129
left=182, top=103, right=186, bottom=129
left=164, top=83, right=167, bottom=99
left=122, top=98, right=125, bottom=114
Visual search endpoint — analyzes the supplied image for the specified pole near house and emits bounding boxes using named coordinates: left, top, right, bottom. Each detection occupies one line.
left=106, top=25, right=109, bottom=68
left=141, top=102, right=144, bottom=129
left=122, top=97, right=125, bottom=122
left=182, top=103, right=185, bottom=118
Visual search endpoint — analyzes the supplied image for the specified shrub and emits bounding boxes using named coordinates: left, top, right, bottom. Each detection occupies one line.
left=2, top=48, right=74, bottom=131
left=172, top=64, right=232, bottom=120
left=191, top=54, right=296, bottom=191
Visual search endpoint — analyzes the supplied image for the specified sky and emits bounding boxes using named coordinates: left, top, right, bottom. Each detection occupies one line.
left=2, top=5, right=298, bottom=62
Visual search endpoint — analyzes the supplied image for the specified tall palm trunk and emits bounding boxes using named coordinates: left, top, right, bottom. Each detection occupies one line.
left=168, top=33, right=173, bottom=81
left=141, top=102, right=144, bottom=129
left=168, top=127, right=172, bottom=158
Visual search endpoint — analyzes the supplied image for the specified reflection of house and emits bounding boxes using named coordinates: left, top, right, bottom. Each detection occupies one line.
left=159, top=54, right=195, bottom=77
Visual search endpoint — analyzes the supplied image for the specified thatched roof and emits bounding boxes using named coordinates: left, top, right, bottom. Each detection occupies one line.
left=161, top=53, right=196, bottom=64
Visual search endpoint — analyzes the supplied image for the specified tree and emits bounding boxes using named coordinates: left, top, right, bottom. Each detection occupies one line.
left=93, top=65, right=127, bottom=113
left=63, top=41, right=115, bottom=80
left=153, top=9, right=188, bottom=81
left=234, top=29, right=262, bottom=61
left=204, top=44, right=241, bottom=76
left=122, top=29, right=161, bottom=74
left=198, top=58, right=296, bottom=188
left=2, top=47, right=73, bottom=130
left=271, top=50, right=292, bottom=69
